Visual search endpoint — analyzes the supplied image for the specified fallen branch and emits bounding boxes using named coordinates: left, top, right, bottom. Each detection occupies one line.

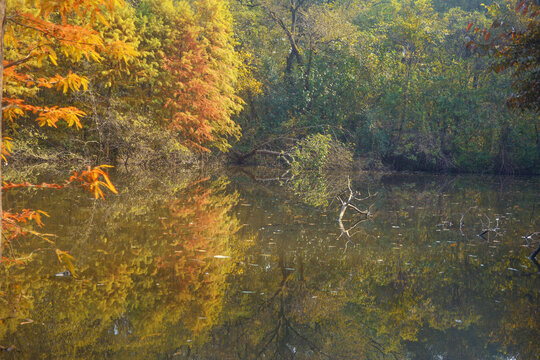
left=231, top=137, right=296, bottom=164
left=337, top=177, right=377, bottom=242
left=253, top=149, right=295, bottom=165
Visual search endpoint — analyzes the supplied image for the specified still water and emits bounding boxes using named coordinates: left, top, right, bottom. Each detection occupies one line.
left=1, top=166, right=539, bottom=359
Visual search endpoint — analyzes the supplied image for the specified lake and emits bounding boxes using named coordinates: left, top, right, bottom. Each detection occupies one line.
left=1, top=166, right=539, bottom=359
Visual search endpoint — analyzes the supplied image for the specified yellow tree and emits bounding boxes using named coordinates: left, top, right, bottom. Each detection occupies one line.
left=0, top=0, right=134, bottom=261
left=164, top=0, right=243, bottom=152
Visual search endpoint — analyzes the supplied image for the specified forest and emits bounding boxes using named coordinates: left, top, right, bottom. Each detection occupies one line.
left=0, top=0, right=538, bottom=175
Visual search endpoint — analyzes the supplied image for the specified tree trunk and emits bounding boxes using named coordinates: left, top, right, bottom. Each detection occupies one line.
left=0, top=0, right=7, bottom=263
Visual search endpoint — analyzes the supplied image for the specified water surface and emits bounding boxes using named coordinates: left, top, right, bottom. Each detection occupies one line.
left=1, top=167, right=539, bottom=359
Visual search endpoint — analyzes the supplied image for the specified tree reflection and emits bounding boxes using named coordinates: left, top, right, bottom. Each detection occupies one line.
left=193, top=173, right=539, bottom=359
left=0, top=170, right=538, bottom=358
left=0, top=171, right=248, bottom=358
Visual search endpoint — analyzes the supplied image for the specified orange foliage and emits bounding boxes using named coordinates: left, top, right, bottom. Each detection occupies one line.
left=1, top=166, right=118, bottom=263
left=154, top=177, right=241, bottom=333
left=164, top=0, right=242, bottom=152
left=157, top=178, right=239, bottom=277
left=68, top=165, right=118, bottom=199
left=2, top=165, right=117, bottom=198
left=2, top=0, right=132, bottom=134
left=1, top=209, right=55, bottom=262
left=1, top=1, right=128, bottom=263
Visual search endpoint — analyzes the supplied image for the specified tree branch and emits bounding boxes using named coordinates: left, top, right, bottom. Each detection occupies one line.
left=4, top=53, right=35, bottom=69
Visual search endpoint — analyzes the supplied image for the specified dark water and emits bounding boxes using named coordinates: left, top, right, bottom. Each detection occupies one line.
left=1, top=166, right=539, bottom=359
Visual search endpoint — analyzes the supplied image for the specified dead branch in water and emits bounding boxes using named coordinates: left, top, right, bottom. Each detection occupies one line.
left=337, top=177, right=377, bottom=246
left=478, top=214, right=502, bottom=239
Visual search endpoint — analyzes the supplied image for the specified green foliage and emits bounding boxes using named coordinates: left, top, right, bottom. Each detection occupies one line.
left=230, top=0, right=539, bottom=174
left=291, top=134, right=352, bottom=174
left=291, top=134, right=332, bottom=174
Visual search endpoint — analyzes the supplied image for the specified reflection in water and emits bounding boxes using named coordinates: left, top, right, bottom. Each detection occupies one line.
left=1, top=168, right=539, bottom=359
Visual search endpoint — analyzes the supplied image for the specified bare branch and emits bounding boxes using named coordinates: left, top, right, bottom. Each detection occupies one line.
left=336, top=177, right=376, bottom=241
left=4, top=53, right=35, bottom=69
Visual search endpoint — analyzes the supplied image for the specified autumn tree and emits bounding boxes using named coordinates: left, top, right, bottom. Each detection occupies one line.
left=164, top=0, right=242, bottom=152
left=466, top=0, right=540, bottom=112
left=0, top=0, right=132, bottom=262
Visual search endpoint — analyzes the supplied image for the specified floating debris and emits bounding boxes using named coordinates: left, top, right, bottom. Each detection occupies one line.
left=241, top=291, right=256, bottom=294
left=507, top=268, right=519, bottom=272
left=55, top=270, right=72, bottom=277
left=213, top=255, right=230, bottom=259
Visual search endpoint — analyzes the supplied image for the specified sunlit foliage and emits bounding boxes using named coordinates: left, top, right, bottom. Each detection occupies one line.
left=163, top=0, right=243, bottom=152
